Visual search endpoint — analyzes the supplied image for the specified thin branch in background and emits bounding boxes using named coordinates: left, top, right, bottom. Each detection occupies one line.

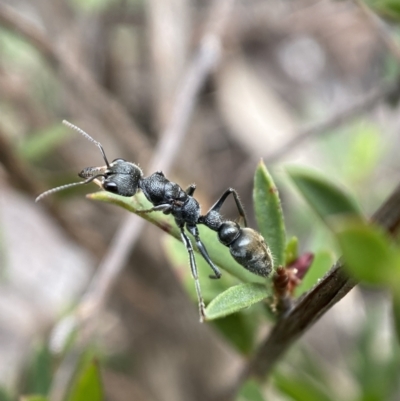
left=354, top=0, right=400, bottom=64
left=0, top=4, right=151, bottom=164
left=48, top=1, right=234, bottom=399
left=218, top=181, right=400, bottom=399
left=264, top=81, right=399, bottom=164
left=236, top=79, right=400, bottom=186
left=0, top=67, right=51, bottom=128
left=147, top=0, right=190, bottom=129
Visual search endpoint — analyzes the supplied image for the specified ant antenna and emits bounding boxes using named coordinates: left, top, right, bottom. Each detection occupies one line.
left=35, top=174, right=103, bottom=202
left=62, top=120, right=110, bottom=168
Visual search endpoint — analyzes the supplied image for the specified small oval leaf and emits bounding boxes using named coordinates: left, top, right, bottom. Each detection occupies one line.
left=253, top=161, right=286, bottom=267
left=285, top=236, right=299, bottom=266
left=287, top=166, right=362, bottom=223
left=335, top=220, right=400, bottom=286
left=205, top=283, right=271, bottom=320
left=67, top=359, right=103, bottom=401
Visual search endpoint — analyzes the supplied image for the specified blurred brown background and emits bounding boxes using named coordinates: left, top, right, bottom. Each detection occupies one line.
left=0, top=0, right=399, bottom=400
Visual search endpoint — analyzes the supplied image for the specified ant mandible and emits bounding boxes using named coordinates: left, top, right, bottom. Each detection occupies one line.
left=36, top=121, right=274, bottom=322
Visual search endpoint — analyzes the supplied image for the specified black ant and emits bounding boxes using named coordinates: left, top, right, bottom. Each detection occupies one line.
left=36, top=121, right=274, bottom=321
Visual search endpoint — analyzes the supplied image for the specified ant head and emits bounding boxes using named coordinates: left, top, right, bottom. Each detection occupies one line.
left=84, top=158, right=143, bottom=197
left=35, top=121, right=142, bottom=202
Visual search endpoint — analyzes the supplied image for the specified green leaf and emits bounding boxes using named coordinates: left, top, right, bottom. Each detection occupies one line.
left=335, top=220, right=400, bottom=286
left=90, top=191, right=265, bottom=283
left=0, top=388, right=12, bottom=401
left=295, top=251, right=334, bottom=296
left=25, top=343, right=52, bottom=396
left=342, top=122, right=383, bottom=183
left=0, top=28, right=41, bottom=68
left=274, top=370, right=335, bottom=401
left=253, top=161, right=286, bottom=267
left=285, top=236, right=299, bottom=265
left=19, top=124, right=71, bottom=162
left=237, top=380, right=265, bottom=401
left=287, top=166, right=362, bottom=225
left=351, top=308, right=400, bottom=400
left=67, top=359, right=103, bottom=401
left=365, top=0, right=400, bottom=21
left=205, top=283, right=271, bottom=320
left=212, top=310, right=260, bottom=355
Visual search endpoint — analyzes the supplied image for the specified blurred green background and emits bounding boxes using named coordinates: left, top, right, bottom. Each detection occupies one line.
left=0, top=0, right=400, bottom=400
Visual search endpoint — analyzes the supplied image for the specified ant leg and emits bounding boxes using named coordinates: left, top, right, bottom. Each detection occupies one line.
left=139, top=204, right=172, bottom=214
left=185, top=184, right=196, bottom=196
left=205, top=188, right=248, bottom=227
left=180, top=227, right=206, bottom=322
left=187, top=225, right=221, bottom=279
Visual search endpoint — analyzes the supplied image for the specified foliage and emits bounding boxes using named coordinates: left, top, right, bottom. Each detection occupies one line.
left=66, top=358, right=103, bottom=401
left=253, top=161, right=286, bottom=267
left=364, top=0, right=400, bottom=20
left=17, top=346, right=104, bottom=401
left=205, top=283, right=271, bottom=320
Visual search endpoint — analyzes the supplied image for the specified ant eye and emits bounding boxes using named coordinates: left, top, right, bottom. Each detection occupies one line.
left=103, top=181, right=119, bottom=194
left=112, top=158, right=126, bottom=163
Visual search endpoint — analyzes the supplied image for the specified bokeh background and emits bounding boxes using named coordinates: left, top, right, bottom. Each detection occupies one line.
left=0, top=0, right=400, bottom=400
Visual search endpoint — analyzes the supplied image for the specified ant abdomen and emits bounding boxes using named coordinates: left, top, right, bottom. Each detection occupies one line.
left=219, top=222, right=273, bottom=277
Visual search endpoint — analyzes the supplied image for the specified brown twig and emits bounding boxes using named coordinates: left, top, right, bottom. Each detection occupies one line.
left=48, top=1, right=234, bottom=399
left=218, top=182, right=400, bottom=398
left=0, top=4, right=151, bottom=164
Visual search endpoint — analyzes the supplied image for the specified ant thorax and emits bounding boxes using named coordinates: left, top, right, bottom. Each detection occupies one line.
left=139, top=172, right=200, bottom=225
